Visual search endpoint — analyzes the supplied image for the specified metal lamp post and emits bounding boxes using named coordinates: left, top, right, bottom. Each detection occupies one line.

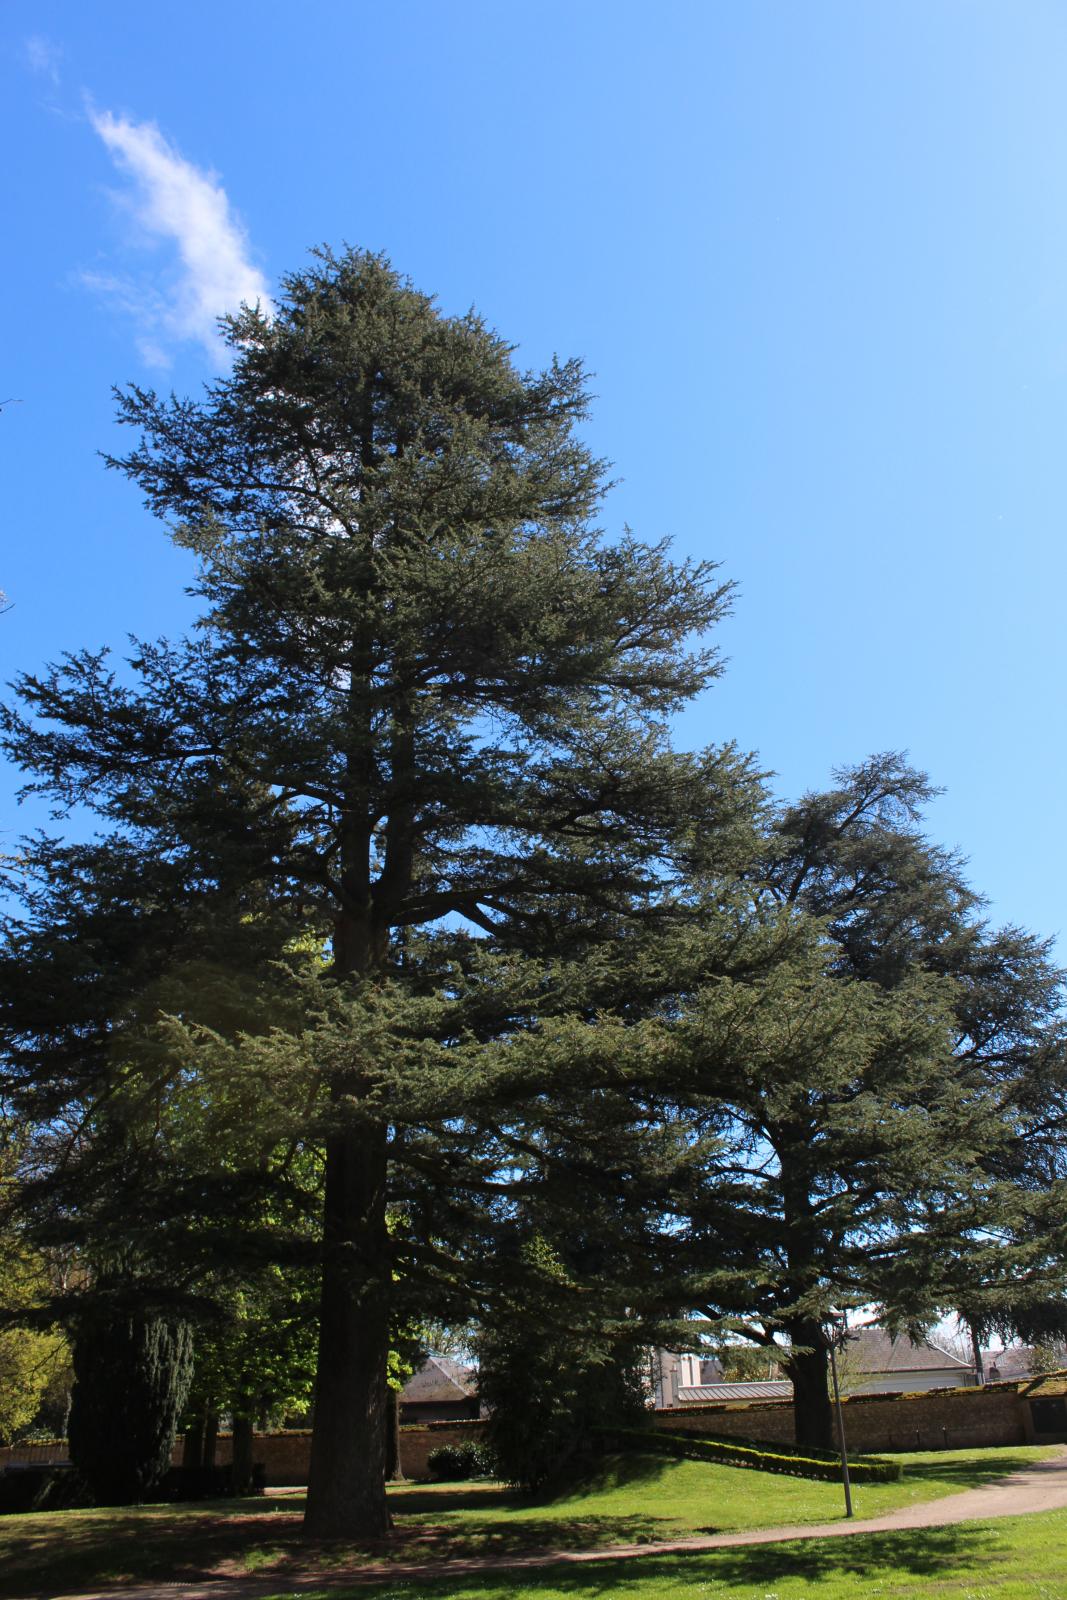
left=827, top=1315, right=854, bottom=1519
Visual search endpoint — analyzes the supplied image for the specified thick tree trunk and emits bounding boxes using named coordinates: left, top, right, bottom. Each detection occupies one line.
left=785, top=1318, right=833, bottom=1452
left=777, top=1150, right=833, bottom=1454
left=182, top=1411, right=206, bottom=1471
left=303, top=603, right=405, bottom=1538
left=303, top=1117, right=392, bottom=1538
left=231, top=1412, right=255, bottom=1496
left=968, top=1318, right=985, bottom=1384
left=203, top=1411, right=219, bottom=1469
left=384, top=1385, right=404, bottom=1481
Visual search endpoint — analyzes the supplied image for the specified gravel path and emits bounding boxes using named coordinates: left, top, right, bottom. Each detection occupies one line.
left=38, top=1448, right=1067, bottom=1600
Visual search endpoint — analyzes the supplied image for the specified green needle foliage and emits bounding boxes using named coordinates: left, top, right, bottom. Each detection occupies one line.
left=665, top=927, right=985, bottom=1449
left=1, top=248, right=737, bottom=1537
left=6, top=251, right=1054, bottom=1524
left=663, top=754, right=1066, bottom=1449
left=0, top=830, right=324, bottom=1302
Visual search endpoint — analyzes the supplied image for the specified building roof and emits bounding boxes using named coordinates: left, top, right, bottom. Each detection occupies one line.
left=982, top=1346, right=1041, bottom=1381
left=400, top=1355, right=477, bottom=1405
left=849, top=1326, right=972, bottom=1375
left=678, top=1380, right=793, bottom=1403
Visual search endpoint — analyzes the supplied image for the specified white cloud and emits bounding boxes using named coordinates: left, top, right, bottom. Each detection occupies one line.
left=88, top=110, right=269, bottom=363
left=25, top=35, right=62, bottom=86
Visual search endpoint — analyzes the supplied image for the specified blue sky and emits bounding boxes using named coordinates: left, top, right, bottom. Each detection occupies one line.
left=1, top=1, right=1065, bottom=955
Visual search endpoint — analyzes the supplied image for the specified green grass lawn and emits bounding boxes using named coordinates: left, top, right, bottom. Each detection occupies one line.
left=260, top=1508, right=1067, bottom=1599
left=388, top=1445, right=1058, bottom=1551
left=0, top=1446, right=1057, bottom=1598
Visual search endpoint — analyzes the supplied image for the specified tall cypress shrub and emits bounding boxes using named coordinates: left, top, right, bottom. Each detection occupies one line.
left=477, top=1236, right=647, bottom=1492
left=68, top=1309, right=194, bottom=1504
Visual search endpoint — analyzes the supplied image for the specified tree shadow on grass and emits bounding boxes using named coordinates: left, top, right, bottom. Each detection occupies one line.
left=899, top=1452, right=1050, bottom=1491
left=0, top=1501, right=305, bottom=1599
left=388, top=1484, right=518, bottom=1516
left=389, top=1453, right=671, bottom=1523
left=267, top=1523, right=1007, bottom=1599
left=379, top=1515, right=674, bottom=1560
left=362, top=1521, right=1001, bottom=1597
left=545, top=1451, right=674, bottom=1499
left=676, top=1523, right=998, bottom=1588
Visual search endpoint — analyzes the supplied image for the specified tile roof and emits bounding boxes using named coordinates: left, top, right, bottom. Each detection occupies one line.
left=400, top=1355, right=477, bottom=1404
left=849, top=1326, right=972, bottom=1374
left=980, top=1346, right=1067, bottom=1381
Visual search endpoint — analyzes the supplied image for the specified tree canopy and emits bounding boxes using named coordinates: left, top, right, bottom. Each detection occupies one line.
left=1, top=251, right=1062, bottom=1519
left=1, top=249, right=741, bottom=1535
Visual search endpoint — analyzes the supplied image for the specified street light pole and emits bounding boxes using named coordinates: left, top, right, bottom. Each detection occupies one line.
left=827, top=1319, right=853, bottom=1519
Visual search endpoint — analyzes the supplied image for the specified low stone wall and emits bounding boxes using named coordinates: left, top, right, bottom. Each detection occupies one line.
left=0, top=1440, right=69, bottom=1470
left=198, top=1430, right=304, bottom=1482
left=197, top=1422, right=494, bottom=1484
left=656, top=1404, right=795, bottom=1447
left=0, top=1427, right=489, bottom=1486
left=213, top=1422, right=493, bottom=1484
left=841, top=1385, right=1025, bottom=1452
left=232, top=1387, right=1033, bottom=1480
left=656, top=1382, right=1029, bottom=1454
left=5, top=1381, right=1057, bottom=1486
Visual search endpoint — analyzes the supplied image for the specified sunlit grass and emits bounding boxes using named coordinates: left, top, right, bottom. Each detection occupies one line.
left=263, top=1508, right=1067, bottom=1600
left=0, top=1445, right=1056, bottom=1597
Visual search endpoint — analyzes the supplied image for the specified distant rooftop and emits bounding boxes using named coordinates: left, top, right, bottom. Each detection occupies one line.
left=400, top=1355, right=477, bottom=1404
left=678, top=1380, right=792, bottom=1403
left=849, top=1326, right=972, bottom=1374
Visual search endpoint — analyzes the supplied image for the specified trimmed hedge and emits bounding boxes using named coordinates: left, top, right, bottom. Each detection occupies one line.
left=649, top=1421, right=892, bottom=1469
left=606, top=1427, right=903, bottom=1484
left=0, top=1466, right=90, bottom=1515
left=160, top=1463, right=267, bottom=1500
left=654, top=1432, right=855, bottom=1467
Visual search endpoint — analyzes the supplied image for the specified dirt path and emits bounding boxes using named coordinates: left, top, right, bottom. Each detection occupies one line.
left=39, top=1448, right=1067, bottom=1600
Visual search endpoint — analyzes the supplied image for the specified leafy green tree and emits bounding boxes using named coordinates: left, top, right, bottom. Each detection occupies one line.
left=0, top=1132, right=71, bottom=1443
left=942, top=928, right=1067, bottom=1354
left=1, top=249, right=732, bottom=1535
left=181, top=1266, right=319, bottom=1490
left=713, top=1342, right=780, bottom=1382
left=0, top=1319, right=69, bottom=1443
left=765, top=757, right=1067, bottom=1419
left=1026, top=1340, right=1067, bottom=1375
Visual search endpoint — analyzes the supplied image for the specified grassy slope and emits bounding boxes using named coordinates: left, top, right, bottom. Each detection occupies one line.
left=394, top=1445, right=1058, bottom=1547
left=0, top=1446, right=1056, bottom=1598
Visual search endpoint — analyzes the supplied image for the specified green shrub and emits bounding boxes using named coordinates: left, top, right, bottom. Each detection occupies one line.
left=607, top=1427, right=903, bottom=1484
left=426, top=1443, right=489, bottom=1480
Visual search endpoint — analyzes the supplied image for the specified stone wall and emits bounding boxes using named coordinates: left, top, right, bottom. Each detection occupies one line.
left=0, top=1426, right=490, bottom=1485
left=656, top=1402, right=795, bottom=1447
left=189, top=1422, right=493, bottom=1484
left=5, top=1381, right=1058, bottom=1485
left=206, top=1421, right=494, bottom=1484
left=656, top=1382, right=1028, bottom=1454
left=395, top=1421, right=488, bottom=1481
left=0, top=1440, right=68, bottom=1470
